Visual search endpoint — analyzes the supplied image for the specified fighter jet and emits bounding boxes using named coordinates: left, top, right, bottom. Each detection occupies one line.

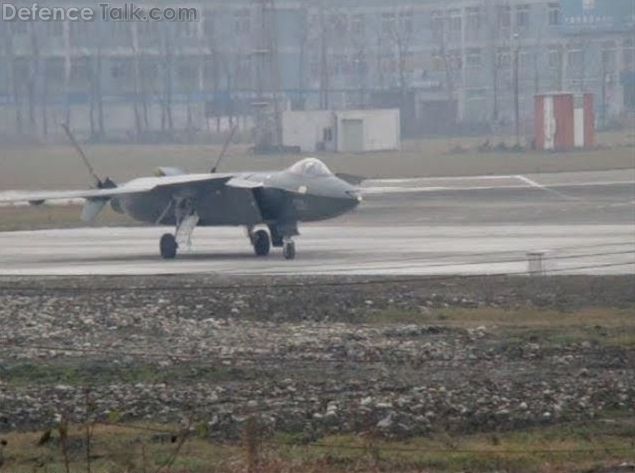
left=0, top=128, right=362, bottom=260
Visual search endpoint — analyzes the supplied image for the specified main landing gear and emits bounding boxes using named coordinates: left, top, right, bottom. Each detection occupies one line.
left=251, top=229, right=271, bottom=256
left=282, top=237, right=296, bottom=260
left=247, top=227, right=296, bottom=260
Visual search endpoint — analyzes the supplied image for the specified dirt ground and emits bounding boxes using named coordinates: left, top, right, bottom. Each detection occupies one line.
left=0, top=274, right=633, bottom=472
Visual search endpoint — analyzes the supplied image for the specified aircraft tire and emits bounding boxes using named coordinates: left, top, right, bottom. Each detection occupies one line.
left=160, top=233, right=178, bottom=259
left=283, top=241, right=296, bottom=260
left=253, top=229, right=271, bottom=256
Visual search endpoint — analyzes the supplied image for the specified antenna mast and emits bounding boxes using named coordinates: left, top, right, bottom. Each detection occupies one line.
left=61, top=123, right=102, bottom=187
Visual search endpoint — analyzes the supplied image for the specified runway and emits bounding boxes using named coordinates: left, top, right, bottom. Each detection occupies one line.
left=0, top=169, right=633, bottom=276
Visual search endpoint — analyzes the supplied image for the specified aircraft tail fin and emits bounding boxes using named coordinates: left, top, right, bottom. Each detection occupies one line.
left=81, top=199, right=108, bottom=223
left=81, top=178, right=117, bottom=223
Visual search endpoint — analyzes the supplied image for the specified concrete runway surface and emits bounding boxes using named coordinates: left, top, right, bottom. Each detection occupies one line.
left=0, top=169, right=633, bottom=276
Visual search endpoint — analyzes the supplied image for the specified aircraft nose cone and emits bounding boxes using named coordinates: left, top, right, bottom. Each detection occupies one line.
left=332, top=177, right=362, bottom=214
left=345, top=189, right=363, bottom=203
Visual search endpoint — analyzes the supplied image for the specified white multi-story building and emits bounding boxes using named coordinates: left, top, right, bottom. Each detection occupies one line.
left=0, top=0, right=633, bottom=140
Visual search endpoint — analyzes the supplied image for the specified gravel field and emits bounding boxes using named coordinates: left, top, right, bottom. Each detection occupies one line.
left=1, top=274, right=633, bottom=443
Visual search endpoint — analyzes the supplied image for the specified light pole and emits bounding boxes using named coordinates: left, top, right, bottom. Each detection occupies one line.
left=513, top=32, right=520, bottom=147
left=601, top=51, right=608, bottom=129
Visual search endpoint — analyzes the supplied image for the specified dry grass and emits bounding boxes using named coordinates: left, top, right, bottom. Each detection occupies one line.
left=1, top=416, right=633, bottom=473
left=0, top=205, right=134, bottom=231
left=0, top=131, right=633, bottom=190
left=369, top=306, right=635, bottom=329
left=368, top=307, right=635, bottom=349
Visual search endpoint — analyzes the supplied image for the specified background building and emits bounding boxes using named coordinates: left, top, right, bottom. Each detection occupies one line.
left=282, top=109, right=401, bottom=152
left=0, top=0, right=633, bottom=142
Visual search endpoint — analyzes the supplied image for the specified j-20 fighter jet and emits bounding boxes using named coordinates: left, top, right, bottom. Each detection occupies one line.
left=1, top=128, right=362, bottom=260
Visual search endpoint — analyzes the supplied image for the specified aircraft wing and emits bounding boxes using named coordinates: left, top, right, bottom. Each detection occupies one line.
left=0, top=173, right=239, bottom=205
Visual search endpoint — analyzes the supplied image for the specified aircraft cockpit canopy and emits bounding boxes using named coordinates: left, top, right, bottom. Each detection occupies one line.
left=287, top=158, right=333, bottom=178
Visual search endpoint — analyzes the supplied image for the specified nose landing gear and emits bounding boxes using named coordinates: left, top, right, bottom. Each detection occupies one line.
left=160, top=233, right=178, bottom=259
left=158, top=197, right=199, bottom=260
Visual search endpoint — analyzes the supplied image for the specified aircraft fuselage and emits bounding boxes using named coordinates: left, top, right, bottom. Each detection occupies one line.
left=115, top=169, right=360, bottom=228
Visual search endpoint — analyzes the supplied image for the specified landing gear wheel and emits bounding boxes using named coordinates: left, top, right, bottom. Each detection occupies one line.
left=253, top=229, right=271, bottom=256
left=282, top=240, right=296, bottom=260
left=160, top=233, right=178, bottom=259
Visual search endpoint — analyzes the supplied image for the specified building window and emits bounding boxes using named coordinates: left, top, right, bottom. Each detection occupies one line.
left=70, top=21, right=90, bottom=44
left=516, top=4, right=530, bottom=29
left=497, top=47, right=511, bottom=67
left=548, top=3, right=560, bottom=26
left=308, top=14, right=320, bottom=34
left=353, top=51, right=368, bottom=74
left=399, top=11, right=413, bottom=35
left=12, top=59, right=30, bottom=84
left=519, top=50, right=531, bottom=72
left=178, top=21, right=197, bottom=38
left=602, top=42, right=616, bottom=71
left=602, top=50, right=616, bottom=72
left=448, top=9, right=461, bottom=42
left=466, top=7, right=480, bottom=40
left=10, top=21, right=27, bottom=35
left=351, top=14, right=364, bottom=35
left=47, top=21, right=63, bottom=38
left=381, top=12, right=396, bottom=34
left=431, top=10, right=443, bottom=39
left=498, top=5, right=511, bottom=28
left=110, top=21, right=131, bottom=41
left=334, top=54, right=347, bottom=75
left=111, top=60, right=131, bottom=80
left=140, top=59, right=159, bottom=85
left=431, top=52, right=444, bottom=71
left=138, top=19, right=160, bottom=43
left=333, top=14, right=348, bottom=36
left=70, top=58, right=91, bottom=86
left=548, top=46, right=561, bottom=68
left=567, top=47, right=584, bottom=71
left=178, top=60, right=198, bottom=90
left=234, top=9, right=250, bottom=35
left=447, top=49, right=462, bottom=70
left=466, top=88, right=486, bottom=99
left=202, top=11, right=215, bottom=38
left=497, top=5, right=511, bottom=39
left=624, top=39, right=635, bottom=71
left=309, top=59, right=320, bottom=77
left=466, top=48, right=481, bottom=67
left=46, top=58, right=65, bottom=89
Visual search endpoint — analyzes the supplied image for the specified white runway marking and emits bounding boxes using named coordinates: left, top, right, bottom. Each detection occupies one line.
left=361, top=180, right=634, bottom=195
left=514, top=175, right=579, bottom=201
left=362, top=170, right=635, bottom=196
left=515, top=175, right=548, bottom=189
